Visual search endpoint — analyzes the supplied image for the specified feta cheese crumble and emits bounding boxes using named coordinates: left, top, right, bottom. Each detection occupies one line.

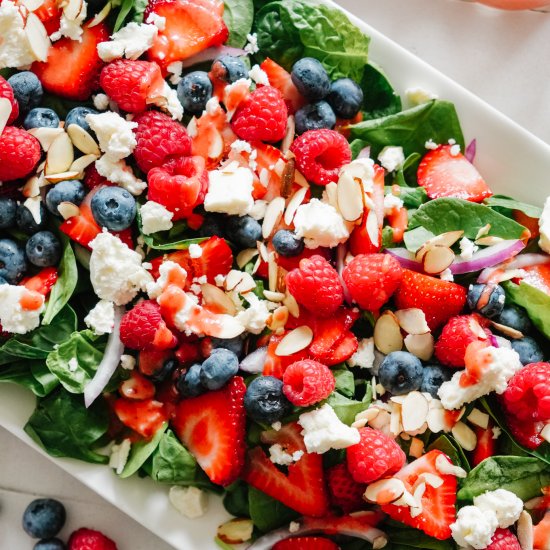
left=450, top=505, right=498, bottom=549
left=84, top=299, right=115, bottom=335
left=244, top=32, right=259, bottom=54
left=139, top=201, right=174, bottom=235
left=0, top=285, right=44, bottom=334
left=383, top=193, right=404, bottom=216
left=109, top=438, right=131, bottom=475
left=538, top=195, right=550, bottom=254
left=85, top=112, right=137, bottom=161
left=188, top=243, right=203, bottom=259
left=473, top=489, right=523, bottom=529
left=166, top=61, right=183, bottom=85
left=94, top=156, right=146, bottom=196
left=269, top=444, right=304, bottom=466
left=169, top=486, right=208, bottom=519
left=348, top=338, right=375, bottom=369
left=236, top=294, right=271, bottom=334
left=460, top=237, right=479, bottom=260
left=378, top=146, right=405, bottom=172
left=93, top=93, right=110, bottom=111
left=50, top=1, right=87, bottom=42
left=204, top=164, right=254, bottom=216
left=97, top=22, right=158, bottom=61
left=145, top=12, right=166, bottom=30
left=120, top=354, right=136, bottom=370
left=249, top=64, right=270, bottom=86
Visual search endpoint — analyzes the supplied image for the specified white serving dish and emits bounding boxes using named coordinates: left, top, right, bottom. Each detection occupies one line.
left=1, top=1, right=550, bottom=549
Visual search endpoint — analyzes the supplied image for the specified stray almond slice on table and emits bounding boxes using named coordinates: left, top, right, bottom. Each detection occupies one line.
left=217, top=518, right=254, bottom=545
left=374, top=311, right=403, bottom=354
left=275, top=326, right=313, bottom=356
left=364, top=478, right=406, bottom=505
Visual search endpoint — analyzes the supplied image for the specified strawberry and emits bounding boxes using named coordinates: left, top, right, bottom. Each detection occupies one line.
left=307, top=308, right=359, bottom=359
left=113, top=398, right=167, bottom=438
left=263, top=333, right=308, bottom=379
left=119, top=371, right=156, bottom=400
left=533, top=511, right=550, bottom=550
left=387, top=205, right=409, bottom=243
left=31, top=22, right=109, bottom=100
left=0, top=76, right=19, bottom=124
left=520, top=264, right=550, bottom=295
left=272, top=538, right=339, bottom=550
left=381, top=450, right=457, bottom=540
left=242, top=422, right=329, bottom=517
left=59, top=204, right=101, bottom=249
left=145, top=0, right=228, bottom=72
left=472, top=424, right=496, bottom=466
left=324, top=332, right=358, bottom=365
left=21, top=267, right=58, bottom=296
left=34, top=0, right=62, bottom=35
left=394, top=269, right=467, bottom=330
left=513, top=209, right=539, bottom=239
left=189, top=235, right=233, bottom=283
left=327, top=463, right=366, bottom=513
left=260, top=58, right=306, bottom=114
left=417, top=145, right=492, bottom=202
left=138, top=349, right=173, bottom=377
left=172, top=376, right=246, bottom=486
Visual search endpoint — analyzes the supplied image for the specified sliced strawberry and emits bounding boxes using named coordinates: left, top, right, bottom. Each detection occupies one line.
left=172, top=376, right=246, bottom=486
left=263, top=333, right=309, bottom=379
left=138, top=349, right=173, bottom=377
left=513, top=210, right=539, bottom=240
left=308, top=308, right=359, bottom=358
left=145, top=0, right=228, bottom=72
left=417, top=145, right=492, bottom=203
left=113, top=227, right=134, bottom=249
left=59, top=204, right=101, bottom=249
left=472, top=423, right=496, bottom=466
left=33, top=0, right=61, bottom=35
left=31, top=22, right=109, bottom=100
left=21, top=267, right=58, bottom=296
left=381, top=450, right=457, bottom=540
left=520, top=264, right=550, bottom=295
left=242, top=422, right=329, bottom=517
left=190, top=235, right=233, bottom=283
left=223, top=78, right=251, bottom=115
left=119, top=371, right=156, bottom=400
left=320, top=331, right=358, bottom=365
left=260, top=58, right=306, bottom=114
left=113, top=398, right=167, bottom=438
left=272, top=538, right=339, bottom=550
left=387, top=205, right=408, bottom=243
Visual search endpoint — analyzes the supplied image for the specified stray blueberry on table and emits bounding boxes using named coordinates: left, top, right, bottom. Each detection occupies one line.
left=294, top=100, right=336, bottom=134
left=16, top=202, right=47, bottom=234
left=91, top=186, right=136, bottom=231
left=495, top=304, right=532, bottom=334
left=210, top=55, right=248, bottom=83
left=46, top=180, right=86, bottom=217
left=327, top=77, right=364, bottom=119
left=200, top=348, right=239, bottom=390
left=420, top=364, right=451, bottom=398
left=25, top=231, right=62, bottom=267
left=7, top=71, right=43, bottom=113
left=467, top=283, right=505, bottom=318
left=22, top=498, right=66, bottom=540
left=378, top=351, right=424, bottom=395
left=211, top=335, right=244, bottom=357
left=272, top=229, right=304, bottom=257
left=291, top=57, right=331, bottom=100
left=34, top=538, right=66, bottom=550
left=64, top=106, right=99, bottom=135
left=177, top=71, right=213, bottom=114
left=0, top=238, right=28, bottom=284
left=227, top=215, right=262, bottom=248
left=0, top=197, right=17, bottom=229
left=176, top=364, right=204, bottom=397
left=244, top=375, right=291, bottom=424
left=511, top=336, right=545, bottom=364
left=23, top=108, right=60, bottom=130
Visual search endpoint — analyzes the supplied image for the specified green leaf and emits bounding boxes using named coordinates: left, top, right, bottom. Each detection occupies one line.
left=0, top=359, right=59, bottom=397
left=223, top=482, right=250, bottom=518
left=403, top=226, right=435, bottom=253
left=503, top=281, right=550, bottom=340
left=46, top=330, right=106, bottom=393
left=130, top=0, right=148, bottom=23
left=484, top=196, right=542, bottom=218
left=224, top=0, right=254, bottom=48
left=457, top=456, right=550, bottom=501
left=248, top=487, right=299, bottom=532
left=383, top=520, right=457, bottom=549
left=386, top=184, right=427, bottom=209
left=428, top=434, right=470, bottom=472
left=43, top=237, right=78, bottom=325
left=24, top=389, right=109, bottom=464
left=325, top=385, right=372, bottom=426
left=332, top=368, right=355, bottom=398
left=350, top=100, right=464, bottom=159
left=360, top=62, right=402, bottom=120
left=120, top=422, right=168, bottom=478
left=394, top=152, right=422, bottom=189
left=113, top=0, right=135, bottom=31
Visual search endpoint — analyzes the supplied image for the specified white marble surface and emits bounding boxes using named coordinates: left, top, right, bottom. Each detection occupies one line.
left=1, top=1, right=549, bottom=549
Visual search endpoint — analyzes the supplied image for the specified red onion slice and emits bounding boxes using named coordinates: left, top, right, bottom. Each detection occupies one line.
left=239, top=346, right=267, bottom=373
left=385, top=248, right=423, bottom=271
left=502, top=253, right=550, bottom=270
left=450, top=239, right=525, bottom=274
left=180, top=46, right=247, bottom=69
left=465, top=139, right=477, bottom=163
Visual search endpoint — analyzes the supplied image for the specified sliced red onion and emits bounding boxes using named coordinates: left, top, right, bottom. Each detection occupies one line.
left=465, top=139, right=477, bottom=163
left=358, top=146, right=371, bottom=159
left=239, top=346, right=267, bottom=373
left=489, top=334, right=499, bottom=347
left=450, top=239, right=525, bottom=275
left=84, top=306, right=125, bottom=408
left=385, top=247, right=423, bottom=271
left=180, top=46, right=247, bottom=68
left=502, top=253, right=550, bottom=270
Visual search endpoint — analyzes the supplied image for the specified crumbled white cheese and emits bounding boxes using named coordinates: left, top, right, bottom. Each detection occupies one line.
left=50, top=1, right=87, bottom=42
left=94, top=156, right=146, bottom=196
left=460, top=237, right=479, bottom=260
left=473, top=489, right=523, bottom=529
left=348, top=337, right=375, bottom=369
left=120, top=354, right=136, bottom=370
left=406, top=87, right=438, bottom=106
left=139, top=201, right=174, bottom=235
left=249, top=64, right=270, bottom=86
left=166, top=61, right=183, bottom=85
left=289, top=521, right=300, bottom=533
left=450, top=144, right=461, bottom=156
left=383, top=193, right=404, bottom=216
left=378, top=146, right=405, bottom=172
left=440, top=268, right=454, bottom=282
left=188, top=243, right=203, bottom=259
left=97, top=22, right=157, bottom=61
left=0, top=285, right=44, bottom=334
left=147, top=261, right=187, bottom=299
left=86, top=112, right=137, bottom=161
left=159, top=81, right=183, bottom=121
left=109, top=438, right=131, bottom=475
left=538, top=196, right=550, bottom=254
left=93, top=93, right=110, bottom=111
left=269, top=443, right=304, bottom=466
left=205, top=95, right=221, bottom=115
left=84, top=299, right=115, bottom=335
left=492, top=426, right=502, bottom=439
left=249, top=199, right=267, bottom=221
left=425, top=139, right=439, bottom=150
left=451, top=505, right=498, bottom=549
left=169, top=486, right=208, bottom=519
left=145, top=12, right=165, bottom=30
left=236, top=293, right=270, bottom=335
left=89, top=231, right=153, bottom=305
left=244, top=32, right=259, bottom=54
left=204, top=164, right=254, bottom=216
left=68, top=357, right=79, bottom=372
left=271, top=421, right=282, bottom=431
left=231, top=140, right=253, bottom=155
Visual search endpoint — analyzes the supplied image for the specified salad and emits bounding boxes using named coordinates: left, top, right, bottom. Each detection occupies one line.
left=0, top=0, right=549, bottom=548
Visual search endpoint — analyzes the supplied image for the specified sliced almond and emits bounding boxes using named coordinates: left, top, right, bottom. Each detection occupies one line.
left=401, top=392, right=429, bottom=433
left=0, top=98, right=12, bottom=136
left=373, top=536, right=388, bottom=550
left=294, top=168, right=308, bottom=187
left=201, top=283, right=237, bottom=315
left=490, top=320, right=524, bottom=339
left=88, top=1, right=111, bottom=27
left=234, top=272, right=256, bottom=294
left=70, top=154, right=98, bottom=175
left=427, top=408, right=451, bottom=434
left=404, top=333, right=434, bottom=361
left=284, top=185, right=308, bottom=225
left=22, top=176, right=41, bottom=198
left=389, top=404, right=403, bottom=438
left=475, top=235, right=504, bottom=246
left=23, top=196, right=42, bottom=224
left=236, top=248, right=258, bottom=269
left=263, top=290, right=285, bottom=302
left=517, top=510, right=534, bottom=550
left=224, top=270, right=244, bottom=292
left=268, top=252, right=278, bottom=292
left=63, top=0, right=83, bottom=20
left=390, top=396, right=406, bottom=405
left=57, top=201, right=80, bottom=220
left=275, top=326, right=313, bottom=356
left=415, top=243, right=431, bottom=263
left=422, top=245, right=455, bottom=275
left=267, top=305, right=288, bottom=332
left=365, top=209, right=379, bottom=247
left=283, top=291, right=299, bottom=318
left=392, top=489, right=418, bottom=508
left=452, top=421, right=477, bottom=451
left=373, top=311, right=403, bottom=354
left=217, top=518, right=254, bottom=545
left=324, top=181, right=339, bottom=210
left=364, top=478, right=406, bottom=505
left=469, top=317, right=488, bottom=339
left=24, top=13, right=51, bottom=62
left=208, top=129, right=223, bottom=159
left=281, top=115, right=295, bottom=154
left=67, top=123, right=101, bottom=156
left=417, top=472, right=443, bottom=488
left=435, top=454, right=467, bottom=478
left=280, top=156, right=295, bottom=198
left=541, top=423, right=550, bottom=444
left=213, top=315, right=245, bottom=339
left=28, top=127, right=64, bottom=151
left=395, top=308, right=430, bottom=335
left=337, top=172, right=364, bottom=222
left=44, top=170, right=81, bottom=183
left=45, top=132, right=74, bottom=175
left=257, top=241, right=269, bottom=262
left=186, top=116, right=198, bottom=138
left=413, top=481, right=426, bottom=505
left=466, top=408, right=490, bottom=429
left=369, top=409, right=391, bottom=433
left=355, top=407, right=380, bottom=423
left=21, top=0, right=44, bottom=10
left=475, top=224, right=491, bottom=240
left=428, top=230, right=464, bottom=248
left=262, top=197, right=285, bottom=239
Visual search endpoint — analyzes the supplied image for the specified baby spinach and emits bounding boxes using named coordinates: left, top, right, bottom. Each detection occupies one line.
left=223, top=481, right=250, bottom=518
left=25, top=389, right=110, bottom=464
left=360, top=62, right=402, bottom=120
left=350, top=100, right=464, bottom=159
left=484, top=196, right=542, bottom=219
left=428, top=435, right=470, bottom=472
left=120, top=422, right=168, bottom=478
left=403, top=226, right=435, bottom=253
left=503, top=281, right=550, bottom=340
left=248, top=486, right=299, bottom=532
left=0, top=359, right=59, bottom=397
left=388, top=184, right=427, bottom=209
left=325, top=385, right=372, bottom=426
left=137, top=210, right=206, bottom=250
left=382, top=520, right=457, bottom=549
left=395, top=152, right=422, bottom=188
left=332, top=368, right=355, bottom=398
left=224, top=0, right=254, bottom=48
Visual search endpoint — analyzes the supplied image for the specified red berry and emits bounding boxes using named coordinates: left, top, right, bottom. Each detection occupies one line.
left=259, top=58, right=306, bottom=114
left=68, top=528, right=117, bottom=550
left=272, top=537, right=340, bottom=550
left=0, top=76, right=19, bottom=124
left=485, top=528, right=521, bottom=550
left=282, top=359, right=335, bottom=406
left=290, top=129, right=351, bottom=186
left=133, top=110, right=192, bottom=174
left=83, top=164, right=115, bottom=189
left=346, top=427, right=406, bottom=484
left=100, top=59, right=165, bottom=113
left=326, top=462, right=366, bottom=513
left=113, top=397, right=167, bottom=438
left=0, top=127, right=41, bottom=181
left=231, top=85, right=288, bottom=142
left=342, top=253, right=403, bottom=311
left=503, top=362, right=550, bottom=421
left=503, top=409, right=544, bottom=450
left=286, top=255, right=344, bottom=317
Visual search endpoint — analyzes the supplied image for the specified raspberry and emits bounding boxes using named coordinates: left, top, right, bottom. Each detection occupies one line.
left=272, top=537, right=339, bottom=550
left=282, top=359, right=335, bottom=406
left=485, top=528, right=521, bottom=550
left=133, top=110, right=192, bottom=174
left=120, top=300, right=177, bottom=351
left=285, top=255, right=344, bottom=317
left=68, top=528, right=117, bottom=550
left=290, top=129, right=351, bottom=186
left=147, top=156, right=208, bottom=221
left=342, top=253, right=403, bottom=311
left=346, top=427, right=406, bottom=484
left=326, top=462, right=366, bottom=513
left=0, top=76, right=19, bottom=124
left=0, top=127, right=41, bottom=181
left=84, top=163, right=115, bottom=189
left=434, top=314, right=491, bottom=368
left=231, top=85, right=288, bottom=142
left=100, top=59, right=165, bottom=113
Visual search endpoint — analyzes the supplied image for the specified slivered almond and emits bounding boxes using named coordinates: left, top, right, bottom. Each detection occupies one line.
left=475, top=224, right=491, bottom=240
left=23, top=196, right=42, bottom=224
left=294, top=168, right=308, bottom=187
left=324, top=181, right=339, bottom=210
left=267, top=305, right=288, bottom=332
left=390, top=403, right=403, bottom=437
left=452, top=421, right=477, bottom=451
left=422, top=245, right=455, bottom=275
left=213, top=315, right=245, bottom=339
left=413, top=481, right=426, bottom=504
left=45, top=132, right=74, bottom=175
left=0, top=98, right=12, bottom=136
left=22, top=176, right=41, bottom=198
left=234, top=272, right=256, bottom=294
left=390, top=396, right=406, bottom=405
left=435, top=454, right=467, bottom=478
left=263, top=290, right=285, bottom=302
left=257, top=241, right=269, bottom=262
left=236, top=248, right=258, bottom=269
left=24, top=13, right=51, bottom=62
left=44, top=170, right=81, bottom=183
left=281, top=115, right=295, bottom=154
left=475, top=236, right=504, bottom=246
left=395, top=308, right=430, bottom=335
left=217, top=518, right=254, bottom=545
left=415, top=243, right=431, bottom=263
left=283, top=291, right=299, bottom=318
left=224, top=270, right=244, bottom=291
left=374, top=311, right=403, bottom=354
left=541, top=423, right=550, bottom=444
left=490, top=320, right=524, bottom=339
left=469, top=317, right=488, bottom=339
left=21, top=0, right=44, bottom=10
left=284, top=186, right=308, bottom=225
left=428, top=230, right=464, bottom=248
left=467, top=408, right=490, bottom=429
left=364, top=478, right=405, bottom=505
left=28, top=127, right=64, bottom=151
left=70, top=154, right=98, bottom=175
left=517, top=511, right=534, bottom=550
left=88, top=0, right=111, bottom=27
left=63, top=0, right=83, bottom=20
left=201, top=283, right=237, bottom=315
left=404, top=333, right=434, bottom=361
left=369, top=409, right=391, bottom=433
left=186, top=116, right=198, bottom=138
left=280, top=156, right=295, bottom=198
left=392, top=489, right=418, bottom=508
left=275, top=326, right=313, bottom=356
left=57, top=201, right=80, bottom=220
left=337, top=171, right=364, bottom=221
left=409, top=437, right=424, bottom=458
left=67, top=123, right=101, bottom=156
left=262, top=197, right=285, bottom=239
left=365, top=210, right=379, bottom=247
left=426, top=408, right=450, bottom=433
left=417, top=473, right=443, bottom=488
left=268, top=252, right=278, bottom=291
left=276, top=266, right=287, bottom=294
left=401, top=392, right=429, bottom=433
left=208, top=129, right=223, bottom=159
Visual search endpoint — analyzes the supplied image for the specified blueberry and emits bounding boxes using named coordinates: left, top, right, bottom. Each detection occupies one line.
left=227, top=215, right=261, bottom=248
left=0, top=238, right=28, bottom=283
left=46, top=180, right=86, bottom=217
left=177, top=71, right=213, bottom=114
left=65, top=106, right=99, bottom=134
left=0, top=197, right=17, bottom=229
left=294, top=101, right=336, bottom=134
left=420, top=365, right=451, bottom=398
left=34, top=538, right=66, bottom=550
left=91, top=186, right=136, bottom=231
left=272, top=229, right=305, bottom=257
left=176, top=364, right=204, bottom=397
left=16, top=202, right=48, bottom=234
left=7, top=71, right=43, bottom=113
left=200, top=348, right=239, bottom=390
left=244, top=375, right=291, bottom=424
left=198, top=214, right=225, bottom=238
left=511, top=336, right=545, bottom=365
left=25, top=231, right=61, bottom=267
left=378, top=351, right=424, bottom=395
left=467, top=283, right=506, bottom=319
left=22, top=498, right=66, bottom=539
left=211, top=336, right=244, bottom=358
left=150, top=358, right=178, bottom=383
left=23, top=108, right=60, bottom=130
left=211, top=55, right=248, bottom=83
left=327, top=78, right=364, bottom=119
left=495, top=305, right=532, bottom=334
left=291, top=57, right=331, bottom=101
left=0, top=275, right=7, bottom=285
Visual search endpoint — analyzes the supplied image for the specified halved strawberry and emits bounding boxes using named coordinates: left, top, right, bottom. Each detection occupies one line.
left=145, top=0, right=228, bottom=72
left=321, top=331, right=358, bottom=365
left=263, top=333, right=308, bottom=379
left=59, top=204, right=101, bottom=249
left=307, top=308, right=359, bottom=359
left=260, top=58, right=306, bottom=114
left=242, top=422, right=329, bottom=517
left=113, top=227, right=134, bottom=249
left=417, top=145, right=492, bottom=203
left=113, top=398, right=168, bottom=438
left=472, top=424, right=496, bottom=466
left=34, top=0, right=62, bottom=35
left=387, top=205, right=408, bottom=243
left=31, top=22, right=109, bottom=100
left=519, top=264, right=550, bottom=295
left=381, top=450, right=457, bottom=540
left=21, top=267, right=58, bottom=296
left=119, top=371, right=156, bottom=400
left=189, top=235, right=233, bottom=283
left=172, top=376, right=246, bottom=486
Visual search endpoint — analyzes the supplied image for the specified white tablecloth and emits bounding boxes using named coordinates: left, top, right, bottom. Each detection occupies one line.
left=1, top=1, right=549, bottom=548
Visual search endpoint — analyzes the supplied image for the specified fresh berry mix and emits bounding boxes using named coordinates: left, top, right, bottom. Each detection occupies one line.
left=0, top=0, right=549, bottom=548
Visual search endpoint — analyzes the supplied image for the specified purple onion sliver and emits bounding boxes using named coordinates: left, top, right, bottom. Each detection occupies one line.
left=357, top=146, right=371, bottom=159
left=489, top=334, right=499, bottom=348
left=384, top=248, right=423, bottom=272
left=465, top=139, right=477, bottom=163
left=450, top=239, right=525, bottom=275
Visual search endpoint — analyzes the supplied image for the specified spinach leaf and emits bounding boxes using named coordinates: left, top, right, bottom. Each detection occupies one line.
left=383, top=520, right=457, bottom=549
left=386, top=184, right=427, bottom=209
left=350, top=100, right=464, bottom=159
left=395, top=152, right=422, bottom=188
left=457, top=456, right=550, bottom=501
left=0, top=359, right=59, bottom=397
left=224, top=0, right=254, bottom=48
left=25, top=389, right=109, bottom=464
left=223, top=482, right=250, bottom=518
left=113, top=0, right=135, bottom=32
left=130, top=0, right=148, bottom=23
left=46, top=330, right=106, bottom=393
left=484, top=196, right=542, bottom=218
left=248, top=487, right=299, bottom=532
left=43, top=237, right=78, bottom=325
left=360, top=62, right=401, bottom=120
left=503, top=281, right=550, bottom=340
left=350, top=139, right=369, bottom=159
left=408, top=198, right=527, bottom=241
left=403, top=226, right=435, bottom=253
left=325, top=385, right=372, bottom=426
left=428, top=435, right=470, bottom=472
left=332, top=368, right=355, bottom=398
left=120, top=422, right=168, bottom=478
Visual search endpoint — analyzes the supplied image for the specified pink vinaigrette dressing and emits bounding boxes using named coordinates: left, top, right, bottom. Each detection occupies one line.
left=19, top=289, right=44, bottom=311
left=459, top=340, right=492, bottom=387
